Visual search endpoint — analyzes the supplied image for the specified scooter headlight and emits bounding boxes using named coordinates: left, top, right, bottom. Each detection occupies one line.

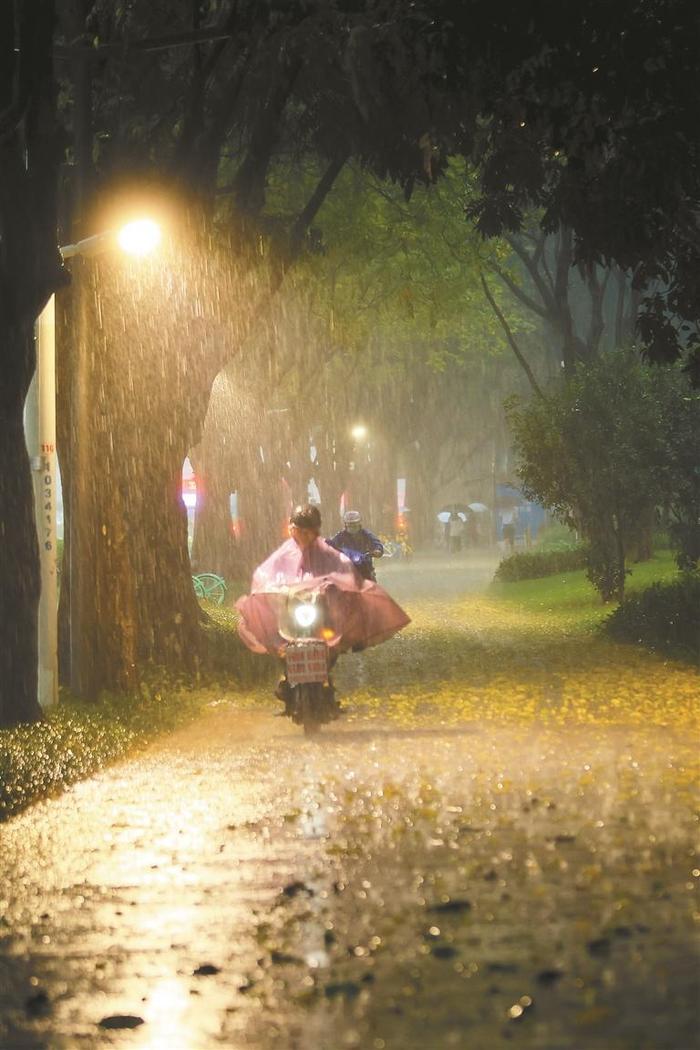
left=293, top=604, right=318, bottom=628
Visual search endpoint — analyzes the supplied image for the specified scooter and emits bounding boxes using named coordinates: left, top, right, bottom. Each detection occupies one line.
left=278, top=587, right=341, bottom=736
left=336, top=547, right=380, bottom=581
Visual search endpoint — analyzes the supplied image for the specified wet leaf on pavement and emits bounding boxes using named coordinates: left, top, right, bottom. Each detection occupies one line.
left=98, top=1014, right=145, bottom=1029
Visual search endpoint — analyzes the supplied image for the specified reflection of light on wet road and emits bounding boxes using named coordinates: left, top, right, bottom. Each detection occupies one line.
left=139, top=977, right=191, bottom=1049
left=298, top=787, right=329, bottom=839
left=132, top=903, right=201, bottom=939
left=0, top=558, right=697, bottom=1049
left=305, top=947, right=329, bottom=968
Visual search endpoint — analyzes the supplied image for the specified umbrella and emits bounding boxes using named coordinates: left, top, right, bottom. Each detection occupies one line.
left=439, top=502, right=471, bottom=515
left=437, top=510, right=467, bottom=523
left=468, top=502, right=488, bottom=513
left=495, top=483, right=522, bottom=508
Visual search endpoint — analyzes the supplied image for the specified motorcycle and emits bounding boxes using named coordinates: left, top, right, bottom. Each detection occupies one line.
left=278, top=585, right=341, bottom=736
left=339, top=547, right=378, bottom=581
left=236, top=551, right=411, bottom=738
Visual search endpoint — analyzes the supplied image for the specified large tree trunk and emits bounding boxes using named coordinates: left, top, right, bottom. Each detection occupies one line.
left=133, top=446, right=203, bottom=671
left=190, top=370, right=290, bottom=585
left=236, top=471, right=290, bottom=580
left=628, top=504, right=655, bottom=563
left=189, top=446, right=240, bottom=581
left=0, top=325, right=43, bottom=726
left=369, top=434, right=398, bottom=537
left=57, top=251, right=212, bottom=697
left=314, top=430, right=352, bottom=532
left=285, top=446, right=313, bottom=509
left=0, top=1, right=62, bottom=724
left=400, top=451, right=435, bottom=549
left=190, top=371, right=241, bottom=580
left=55, top=150, right=346, bottom=695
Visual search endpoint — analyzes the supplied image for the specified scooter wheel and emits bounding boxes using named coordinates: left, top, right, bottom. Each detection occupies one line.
left=298, top=683, right=321, bottom=737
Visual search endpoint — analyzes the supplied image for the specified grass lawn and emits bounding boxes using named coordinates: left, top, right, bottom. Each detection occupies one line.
left=346, top=548, right=698, bottom=731
left=489, top=549, right=680, bottom=632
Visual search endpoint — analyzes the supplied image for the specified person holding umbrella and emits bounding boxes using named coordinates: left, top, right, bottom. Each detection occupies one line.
left=447, top=511, right=464, bottom=553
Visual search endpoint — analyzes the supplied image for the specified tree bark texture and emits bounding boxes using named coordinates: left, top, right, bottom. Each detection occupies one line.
left=190, top=455, right=240, bottom=581
left=57, top=252, right=213, bottom=697
left=0, top=0, right=62, bottom=724
left=190, top=369, right=291, bottom=583
left=0, top=325, right=42, bottom=726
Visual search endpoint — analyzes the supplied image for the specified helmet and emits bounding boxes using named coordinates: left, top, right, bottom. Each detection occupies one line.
left=290, top=504, right=322, bottom=531
left=343, top=509, right=362, bottom=532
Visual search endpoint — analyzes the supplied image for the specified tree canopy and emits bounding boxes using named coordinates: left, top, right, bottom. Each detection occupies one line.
left=507, top=352, right=700, bottom=601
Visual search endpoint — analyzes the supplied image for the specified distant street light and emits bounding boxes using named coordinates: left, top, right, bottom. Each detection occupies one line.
left=25, top=220, right=162, bottom=710
left=349, top=423, right=374, bottom=520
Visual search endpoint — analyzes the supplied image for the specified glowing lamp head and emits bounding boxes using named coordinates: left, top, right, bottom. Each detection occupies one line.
left=293, top=604, right=318, bottom=629
left=351, top=424, right=368, bottom=442
left=117, top=219, right=162, bottom=256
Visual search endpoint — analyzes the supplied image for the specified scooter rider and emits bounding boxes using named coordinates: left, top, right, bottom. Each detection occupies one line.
left=271, top=503, right=351, bottom=716
left=328, top=510, right=384, bottom=581
left=237, top=503, right=410, bottom=725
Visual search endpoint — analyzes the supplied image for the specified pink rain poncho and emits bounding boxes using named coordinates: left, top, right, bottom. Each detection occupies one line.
left=236, top=537, right=410, bottom=655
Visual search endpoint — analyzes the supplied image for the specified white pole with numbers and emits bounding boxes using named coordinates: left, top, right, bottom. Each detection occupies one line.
left=27, top=293, right=59, bottom=710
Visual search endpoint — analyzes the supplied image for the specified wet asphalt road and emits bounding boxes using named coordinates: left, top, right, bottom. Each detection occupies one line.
left=1, top=554, right=698, bottom=1050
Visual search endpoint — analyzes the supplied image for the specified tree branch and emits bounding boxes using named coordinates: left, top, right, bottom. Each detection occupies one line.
left=614, top=265, right=627, bottom=347
left=288, top=152, right=349, bottom=263
left=54, top=27, right=235, bottom=61
left=584, top=261, right=611, bottom=355
left=490, top=261, right=549, bottom=319
left=505, top=233, right=557, bottom=314
left=553, top=225, right=573, bottom=310
left=480, top=274, right=544, bottom=399
left=231, top=57, right=302, bottom=218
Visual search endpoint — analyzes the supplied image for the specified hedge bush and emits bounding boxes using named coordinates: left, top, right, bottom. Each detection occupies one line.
left=535, top=523, right=581, bottom=553
left=604, top=574, right=700, bottom=662
left=494, top=545, right=588, bottom=582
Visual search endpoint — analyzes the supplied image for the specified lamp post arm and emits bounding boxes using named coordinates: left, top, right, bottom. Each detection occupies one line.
left=60, top=231, right=115, bottom=260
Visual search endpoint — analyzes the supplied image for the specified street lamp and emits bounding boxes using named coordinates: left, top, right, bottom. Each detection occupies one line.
left=117, top=219, right=162, bottom=256
left=349, top=423, right=373, bottom=521
left=25, top=220, right=161, bottom=710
